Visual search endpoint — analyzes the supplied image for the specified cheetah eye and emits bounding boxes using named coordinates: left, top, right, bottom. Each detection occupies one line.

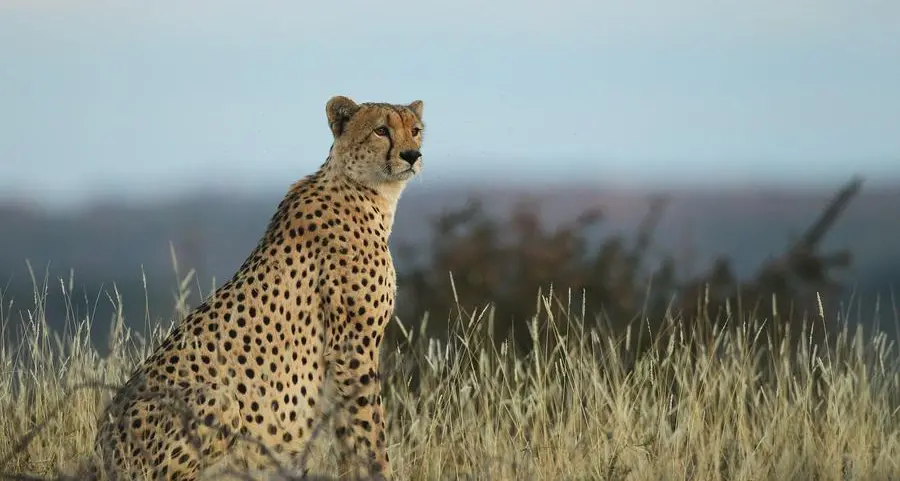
left=373, top=126, right=389, bottom=137
left=411, top=127, right=422, bottom=136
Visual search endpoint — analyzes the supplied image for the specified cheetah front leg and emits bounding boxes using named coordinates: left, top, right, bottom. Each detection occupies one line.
left=329, top=349, right=391, bottom=481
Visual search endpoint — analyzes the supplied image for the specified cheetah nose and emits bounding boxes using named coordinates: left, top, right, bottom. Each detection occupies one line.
left=399, top=149, right=421, bottom=165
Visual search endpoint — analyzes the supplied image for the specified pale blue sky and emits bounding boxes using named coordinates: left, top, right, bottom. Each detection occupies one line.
left=2, top=0, right=899, bottom=207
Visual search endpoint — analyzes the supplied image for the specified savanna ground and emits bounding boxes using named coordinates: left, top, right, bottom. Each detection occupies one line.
left=2, top=263, right=900, bottom=481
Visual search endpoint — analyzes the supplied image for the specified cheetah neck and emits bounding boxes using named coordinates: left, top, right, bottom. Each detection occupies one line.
left=312, top=156, right=408, bottom=235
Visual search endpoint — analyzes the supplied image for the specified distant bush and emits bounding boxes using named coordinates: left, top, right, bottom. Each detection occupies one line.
left=393, top=178, right=863, bottom=358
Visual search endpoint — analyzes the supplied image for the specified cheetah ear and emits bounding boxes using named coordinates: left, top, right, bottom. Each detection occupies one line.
left=408, top=100, right=424, bottom=119
left=326, top=95, right=360, bottom=137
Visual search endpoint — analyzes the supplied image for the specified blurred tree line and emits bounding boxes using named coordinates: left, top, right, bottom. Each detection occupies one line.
left=390, top=177, right=864, bottom=357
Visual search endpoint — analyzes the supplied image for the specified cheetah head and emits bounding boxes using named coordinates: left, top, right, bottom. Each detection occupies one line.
left=325, top=95, right=425, bottom=186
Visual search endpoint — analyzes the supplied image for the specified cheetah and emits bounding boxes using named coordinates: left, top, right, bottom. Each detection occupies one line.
left=94, top=95, right=425, bottom=481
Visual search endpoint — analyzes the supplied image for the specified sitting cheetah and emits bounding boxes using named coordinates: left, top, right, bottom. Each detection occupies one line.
left=94, top=95, right=425, bottom=481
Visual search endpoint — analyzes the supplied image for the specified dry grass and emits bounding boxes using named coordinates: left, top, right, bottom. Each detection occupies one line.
left=2, top=266, right=900, bottom=480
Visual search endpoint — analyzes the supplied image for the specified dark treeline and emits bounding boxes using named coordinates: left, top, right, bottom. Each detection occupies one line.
left=391, top=177, right=873, bottom=359
left=2, top=179, right=900, bottom=357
